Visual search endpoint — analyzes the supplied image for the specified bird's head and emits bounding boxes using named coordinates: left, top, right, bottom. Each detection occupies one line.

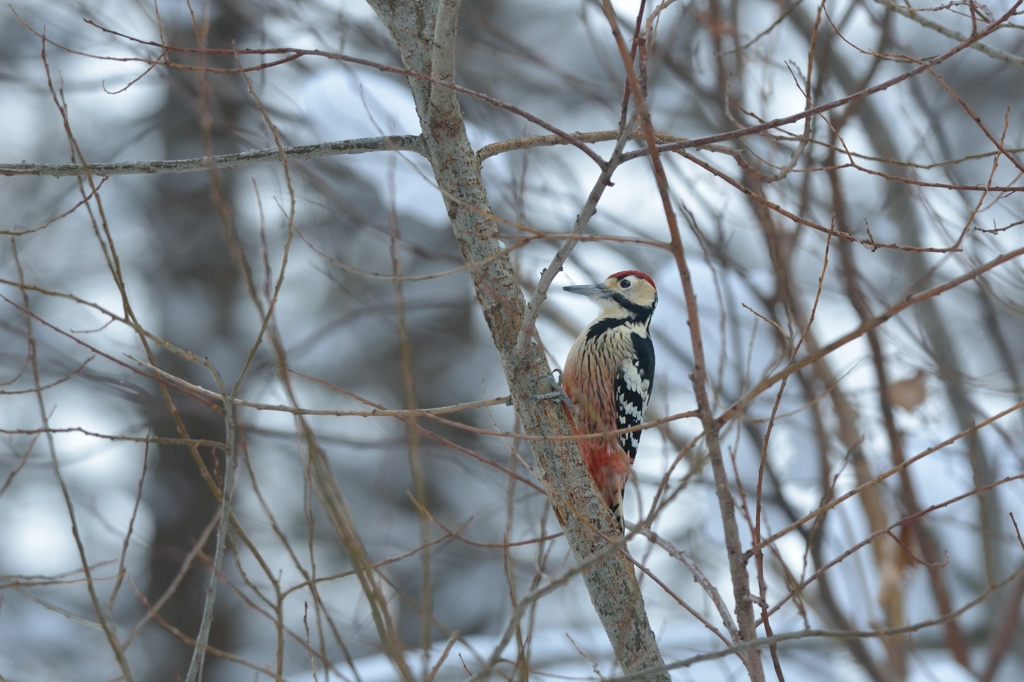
left=563, top=270, right=658, bottom=322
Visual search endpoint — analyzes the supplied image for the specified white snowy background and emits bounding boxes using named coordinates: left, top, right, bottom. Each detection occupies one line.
left=1, top=0, right=1023, bottom=681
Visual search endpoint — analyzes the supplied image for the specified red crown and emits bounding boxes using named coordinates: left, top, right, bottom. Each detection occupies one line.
left=610, top=270, right=656, bottom=290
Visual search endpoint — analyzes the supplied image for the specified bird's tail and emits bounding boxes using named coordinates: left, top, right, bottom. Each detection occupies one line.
left=610, top=485, right=625, bottom=535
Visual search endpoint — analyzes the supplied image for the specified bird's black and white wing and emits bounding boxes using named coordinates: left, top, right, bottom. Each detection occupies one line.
left=614, top=332, right=655, bottom=463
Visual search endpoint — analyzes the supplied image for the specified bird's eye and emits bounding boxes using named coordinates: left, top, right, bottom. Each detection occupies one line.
left=620, top=279, right=632, bottom=288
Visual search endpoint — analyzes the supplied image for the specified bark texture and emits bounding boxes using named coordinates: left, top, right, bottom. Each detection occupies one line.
left=366, top=0, right=667, bottom=677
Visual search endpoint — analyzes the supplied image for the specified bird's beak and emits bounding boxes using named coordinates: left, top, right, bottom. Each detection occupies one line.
left=563, top=283, right=611, bottom=298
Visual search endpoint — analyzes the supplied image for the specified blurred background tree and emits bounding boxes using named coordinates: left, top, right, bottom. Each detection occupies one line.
left=1, top=0, right=1023, bottom=681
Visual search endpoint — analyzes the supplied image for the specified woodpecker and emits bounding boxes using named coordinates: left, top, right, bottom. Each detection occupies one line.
left=562, top=270, right=657, bottom=534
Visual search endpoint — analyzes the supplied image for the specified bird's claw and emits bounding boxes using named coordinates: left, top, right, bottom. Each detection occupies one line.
left=531, top=372, right=572, bottom=407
